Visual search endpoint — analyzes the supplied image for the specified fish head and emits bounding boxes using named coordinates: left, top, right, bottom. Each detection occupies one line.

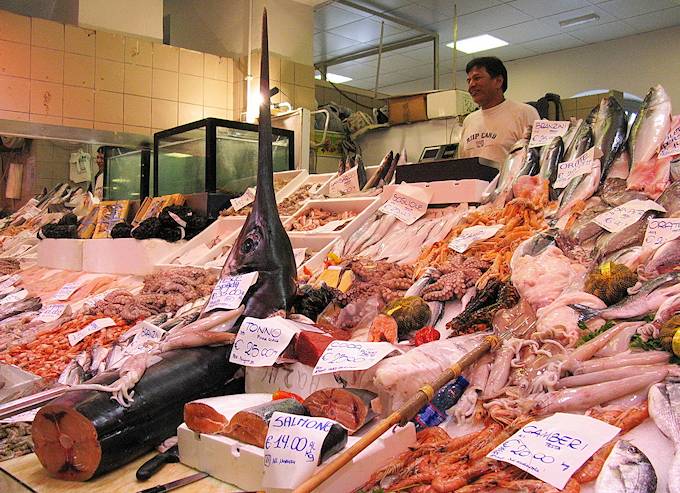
left=646, top=84, right=671, bottom=109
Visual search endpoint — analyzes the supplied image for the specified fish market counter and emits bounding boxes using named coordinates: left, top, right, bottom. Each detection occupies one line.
left=0, top=452, right=241, bottom=493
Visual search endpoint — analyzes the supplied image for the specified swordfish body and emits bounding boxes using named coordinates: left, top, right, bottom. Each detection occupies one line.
left=220, top=10, right=297, bottom=319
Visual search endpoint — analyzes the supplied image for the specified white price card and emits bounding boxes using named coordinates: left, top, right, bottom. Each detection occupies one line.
left=0, top=407, right=40, bottom=424
left=529, top=120, right=571, bottom=148
left=308, top=217, right=354, bottom=234
left=127, top=321, right=165, bottom=353
left=328, top=166, right=360, bottom=196
left=204, top=272, right=258, bottom=312
left=0, top=274, right=21, bottom=289
left=229, top=316, right=298, bottom=367
left=0, top=289, right=28, bottom=304
left=68, top=317, right=116, bottom=346
left=379, top=184, right=433, bottom=225
left=37, top=303, right=71, bottom=322
left=593, top=199, right=666, bottom=233
left=293, top=248, right=307, bottom=268
left=449, top=224, right=504, bottom=253
left=230, top=187, right=256, bottom=211
left=643, top=217, right=680, bottom=248
left=82, top=289, right=115, bottom=308
left=262, top=412, right=336, bottom=489
left=313, top=340, right=399, bottom=375
left=52, top=281, right=82, bottom=301
left=554, top=147, right=599, bottom=188
left=660, top=116, right=680, bottom=158
left=487, top=413, right=620, bottom=490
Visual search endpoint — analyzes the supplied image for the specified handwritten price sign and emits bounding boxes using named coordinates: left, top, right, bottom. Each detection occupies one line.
left=554, top=147, right=599, bottom=188
left=230, top=187, right=256, bottom=211
left=529, top=120, right=570, bottom=148
left=68, top=318, right=116, bottom=346
left=53, top=281, right=82, bottom=301
left=488, top=413, right=620, bottom=489
left=37, top=303, right=71, bottom=323
left=379, top=184, right=433, bottom=225
left=313, top=340, right=398, bottom=375
left=449, top=224, right=503, bottom=253
left=643, top=217, right=680, bottom=248
left=262, top=412, right=336, bottom=489
left=328, top=166, right=360, bottom=196
left=229, top=316, right=298, bottom=366
left=593, top=199, right=666, bottom=233
left=204, top=272, right=258, bottom=312
left=660, top=116, right=680, bottom=158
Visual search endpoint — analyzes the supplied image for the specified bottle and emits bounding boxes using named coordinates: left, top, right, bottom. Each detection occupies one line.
left=412, top=376, right=469, bottom=432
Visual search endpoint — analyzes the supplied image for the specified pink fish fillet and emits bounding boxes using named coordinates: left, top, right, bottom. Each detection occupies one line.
left=626, top=154, right=671, bottom=199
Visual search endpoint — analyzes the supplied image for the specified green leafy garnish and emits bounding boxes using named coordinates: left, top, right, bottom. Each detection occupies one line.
left=630, top=334, right=680, bottom=364
left=578, top=320, right=589, bottom=331
left=575, top=320, right=616, bottom=347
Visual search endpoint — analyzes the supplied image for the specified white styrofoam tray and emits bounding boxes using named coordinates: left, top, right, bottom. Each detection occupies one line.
left=289, top=234, right=338, bottom=277
left=382, top=179, right=489, bottom=204
left=284, top=197, right=382, bottom=241
left=82, top=238, right=185, bottom=275
left=37, top=239, right=84, bottom=271
left=276, top=172, right=336, bottom=214
left=161, top=217, right=246, bottom=265
left=178, top=393, right=415, bottom=493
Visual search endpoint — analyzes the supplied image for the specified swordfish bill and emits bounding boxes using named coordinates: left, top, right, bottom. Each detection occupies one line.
left=220, top=8, right=297, bottom=319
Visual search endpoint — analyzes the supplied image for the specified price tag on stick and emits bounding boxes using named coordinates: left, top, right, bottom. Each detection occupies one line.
left=487, top=413, right=620, bottom=490
left=53, top=281, right=82, bottom=301
left=229, top=316, right=298, bottom=367
left=660, top=115, right=680, bottom=158
left=313, top=340, right=399, bottom=375
left=554, top=147, right=599, bottom=188
left=262, top=412, right=336, bottom=489
left=204, top=272, right=258, bottom=312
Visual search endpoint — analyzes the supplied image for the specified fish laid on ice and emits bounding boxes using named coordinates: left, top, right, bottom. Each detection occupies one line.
left=648, top=381, right=680, bottom=492
left=571, top=271, right=680, bottom=321
left=627, top=85, right=673, bottom=197
left=595, top=440, right=657, bottom=493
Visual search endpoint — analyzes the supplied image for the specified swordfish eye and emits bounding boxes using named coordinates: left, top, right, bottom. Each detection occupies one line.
left=240, top=230, right=261, bottom=254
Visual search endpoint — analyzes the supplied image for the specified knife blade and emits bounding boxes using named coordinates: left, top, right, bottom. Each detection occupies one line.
left=136, top=445, right=180, bottom=481
left=136, top=471, right=208, bottom=493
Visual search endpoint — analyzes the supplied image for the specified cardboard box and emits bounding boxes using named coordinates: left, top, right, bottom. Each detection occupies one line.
left=427, top=89, right=477, bottom=119
left=388, top=93, right=428, bottom=124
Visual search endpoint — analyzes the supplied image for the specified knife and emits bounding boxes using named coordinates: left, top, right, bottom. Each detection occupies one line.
left=136, top=445, right=180, bottom=481
left=136, top=472, right=208, bottom=493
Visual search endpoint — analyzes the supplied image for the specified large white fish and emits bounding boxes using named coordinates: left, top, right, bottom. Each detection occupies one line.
left=627, top=85, right=673, bottom=197
left=595, top=440, right=657, bottom=493
left=648, top=381, right=680, bottom=492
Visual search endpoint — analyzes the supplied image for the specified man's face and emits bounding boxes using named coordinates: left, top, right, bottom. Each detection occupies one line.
left=466, top=66, right=503, bottom=108
left=96, top=151, right=105, bottom=171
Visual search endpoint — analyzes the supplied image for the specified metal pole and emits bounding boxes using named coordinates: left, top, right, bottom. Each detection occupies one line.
left=433, top=33, right=439, bottom=90
left=374, top=21, right=385, bottom=99
left=317, top=33, right=435, bottom=67
left=453, top=4, right=458, bottom=90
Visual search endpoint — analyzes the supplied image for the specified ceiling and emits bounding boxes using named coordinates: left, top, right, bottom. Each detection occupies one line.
left=314, top=0, right=680, bottom=95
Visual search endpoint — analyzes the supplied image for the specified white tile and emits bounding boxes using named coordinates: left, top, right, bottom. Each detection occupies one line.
left=539, top=6, right=618, bottom=32
left=314, top=32, right=358, bottom=56
left=597, top=0, right=679, bottom=19
left=624, top=6, right=680, bottom=32
left=570, top=20, right=638, bottom=43
left=315, top=4, right=367, bottom=32
left=485, top=44, right=539, bottom=60
left=508, top=0, right=590, bottom=18
left=328, top=17, right=405, bottom=43
left=490, top=20, right=562, bottom=44
left=521, top=33, right=585, bottom=53
left=410, top=0, right=501, bottom=17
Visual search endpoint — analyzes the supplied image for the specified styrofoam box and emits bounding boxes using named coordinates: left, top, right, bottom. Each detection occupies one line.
left=383, top=179, right=489, bottom=204
left=178, top=393, right=416, bottom=493
left=37, top=239, right=84, bottom=271
left=161, top=217, right=247, bottom=265
left=277, top=172, right=335, bottom=213
left=274, top=169, right=308, bottom=201
left=285, top=197, right=382, bottom=241
left=82, top=238, right=185, bottom=275
left=289, top=234, right=338, bottom=277
left=426, top=89, right=477, bottom=119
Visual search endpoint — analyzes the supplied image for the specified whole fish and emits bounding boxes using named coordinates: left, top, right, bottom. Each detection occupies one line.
left=355, top=154, right=367, bottom=190
left=486, top=138, right=537, bottom=206
left=588, top=96, right=627, bottom=181
left=627, top=86, right=673, bottom=196
left=556, top=124, right=595, bottom=216
left=557, top=154, right=601, bottom=218
left=594, top=210, right=658, bottom=261
left=658, top=181, right=680, bottom=217
left=57, top=360, right=85, bottom=386
left=538, top=136, right=564, bottom=199
left=642, top=238, right=680, bottom=279
left=381, top=152, right=399, bottom=185
left=648, top=381, right=680, bottom=492
left=564, top=120, right=594, bottom=162
left=570, top=271, right=680, bottom=321
left=362, top=151, right=392, bottom=191
left=561, top=118, right=582, bottom=152
left=594, top=440, right=657, bottom=493
left=599, top=178, right=648, bottom=207
left=220, top=11, right=297, bottom=319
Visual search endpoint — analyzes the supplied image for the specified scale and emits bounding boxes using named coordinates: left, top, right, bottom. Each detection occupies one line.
left=418, top=143, right=459, bottom=162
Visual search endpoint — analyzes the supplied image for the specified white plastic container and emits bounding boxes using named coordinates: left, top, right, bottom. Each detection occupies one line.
left=274, top=169, right=308, bottom=201
left=383, top=179, right=489, bottom=204
left=285, top=197, right=381, bottom=241
left=177, top=393, right=415, bottom=493
left=37, top=239, right=84, bottom=271
left=82, top=238, right=184, bottom=275
left=161, top=217, right=246, bottom=265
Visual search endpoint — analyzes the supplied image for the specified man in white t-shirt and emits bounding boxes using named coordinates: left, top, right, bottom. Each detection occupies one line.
left=458, top=56, right=539, bottom=166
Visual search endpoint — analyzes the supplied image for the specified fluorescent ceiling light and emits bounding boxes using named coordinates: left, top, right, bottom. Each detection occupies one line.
left=315, top=72, right=353, bottom=83
left=446, top=34, right=508, bottom=54
left=559, top=13, right=600, bottom=28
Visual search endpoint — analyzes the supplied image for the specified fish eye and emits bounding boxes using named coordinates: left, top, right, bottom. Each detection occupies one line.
left=242, top=238, right=255, bottom=253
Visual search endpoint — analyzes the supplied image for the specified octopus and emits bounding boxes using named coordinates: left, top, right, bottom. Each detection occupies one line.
left=336, top=260, right=414, bottom=306
left=421, top=254, right=489, bottom=302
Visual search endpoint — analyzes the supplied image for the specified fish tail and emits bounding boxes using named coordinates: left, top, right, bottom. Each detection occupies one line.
left=568, top=303, right=601, bottom=322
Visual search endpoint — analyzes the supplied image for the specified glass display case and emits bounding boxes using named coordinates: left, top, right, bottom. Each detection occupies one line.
left=104, top=147, right=152, bottom=200
left=153, top=118, right=294, bottom=197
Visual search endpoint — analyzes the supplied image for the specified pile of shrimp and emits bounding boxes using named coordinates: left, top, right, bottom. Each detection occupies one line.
left=357, top=404, right=647, bottom=493
left=415, top=196, right=548, bottom=285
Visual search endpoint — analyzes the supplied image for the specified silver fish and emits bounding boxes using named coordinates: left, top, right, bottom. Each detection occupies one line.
left=485, top=138, right=530, bottom=205
left=57, top=360, right=85, bottom=385
left=658, top=181, right=680, bottom=217
left=594, top=210, right=658, bottom=261
left=571, top=271, right=680, bottom=321
left=629, top=85, right=673, bottom=167
left=564, top=119, right=594, bottom=162
left=649, top=381, right=680, bottom=492
left=538, top=136, right=564, bottom=200
left=595, top=440, right=656, bottom=493
left=599, top=178, right=648, bottom=207
left=641, top=238, right=680, bottom=279
left=588, top=96, right=627, bottom=181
